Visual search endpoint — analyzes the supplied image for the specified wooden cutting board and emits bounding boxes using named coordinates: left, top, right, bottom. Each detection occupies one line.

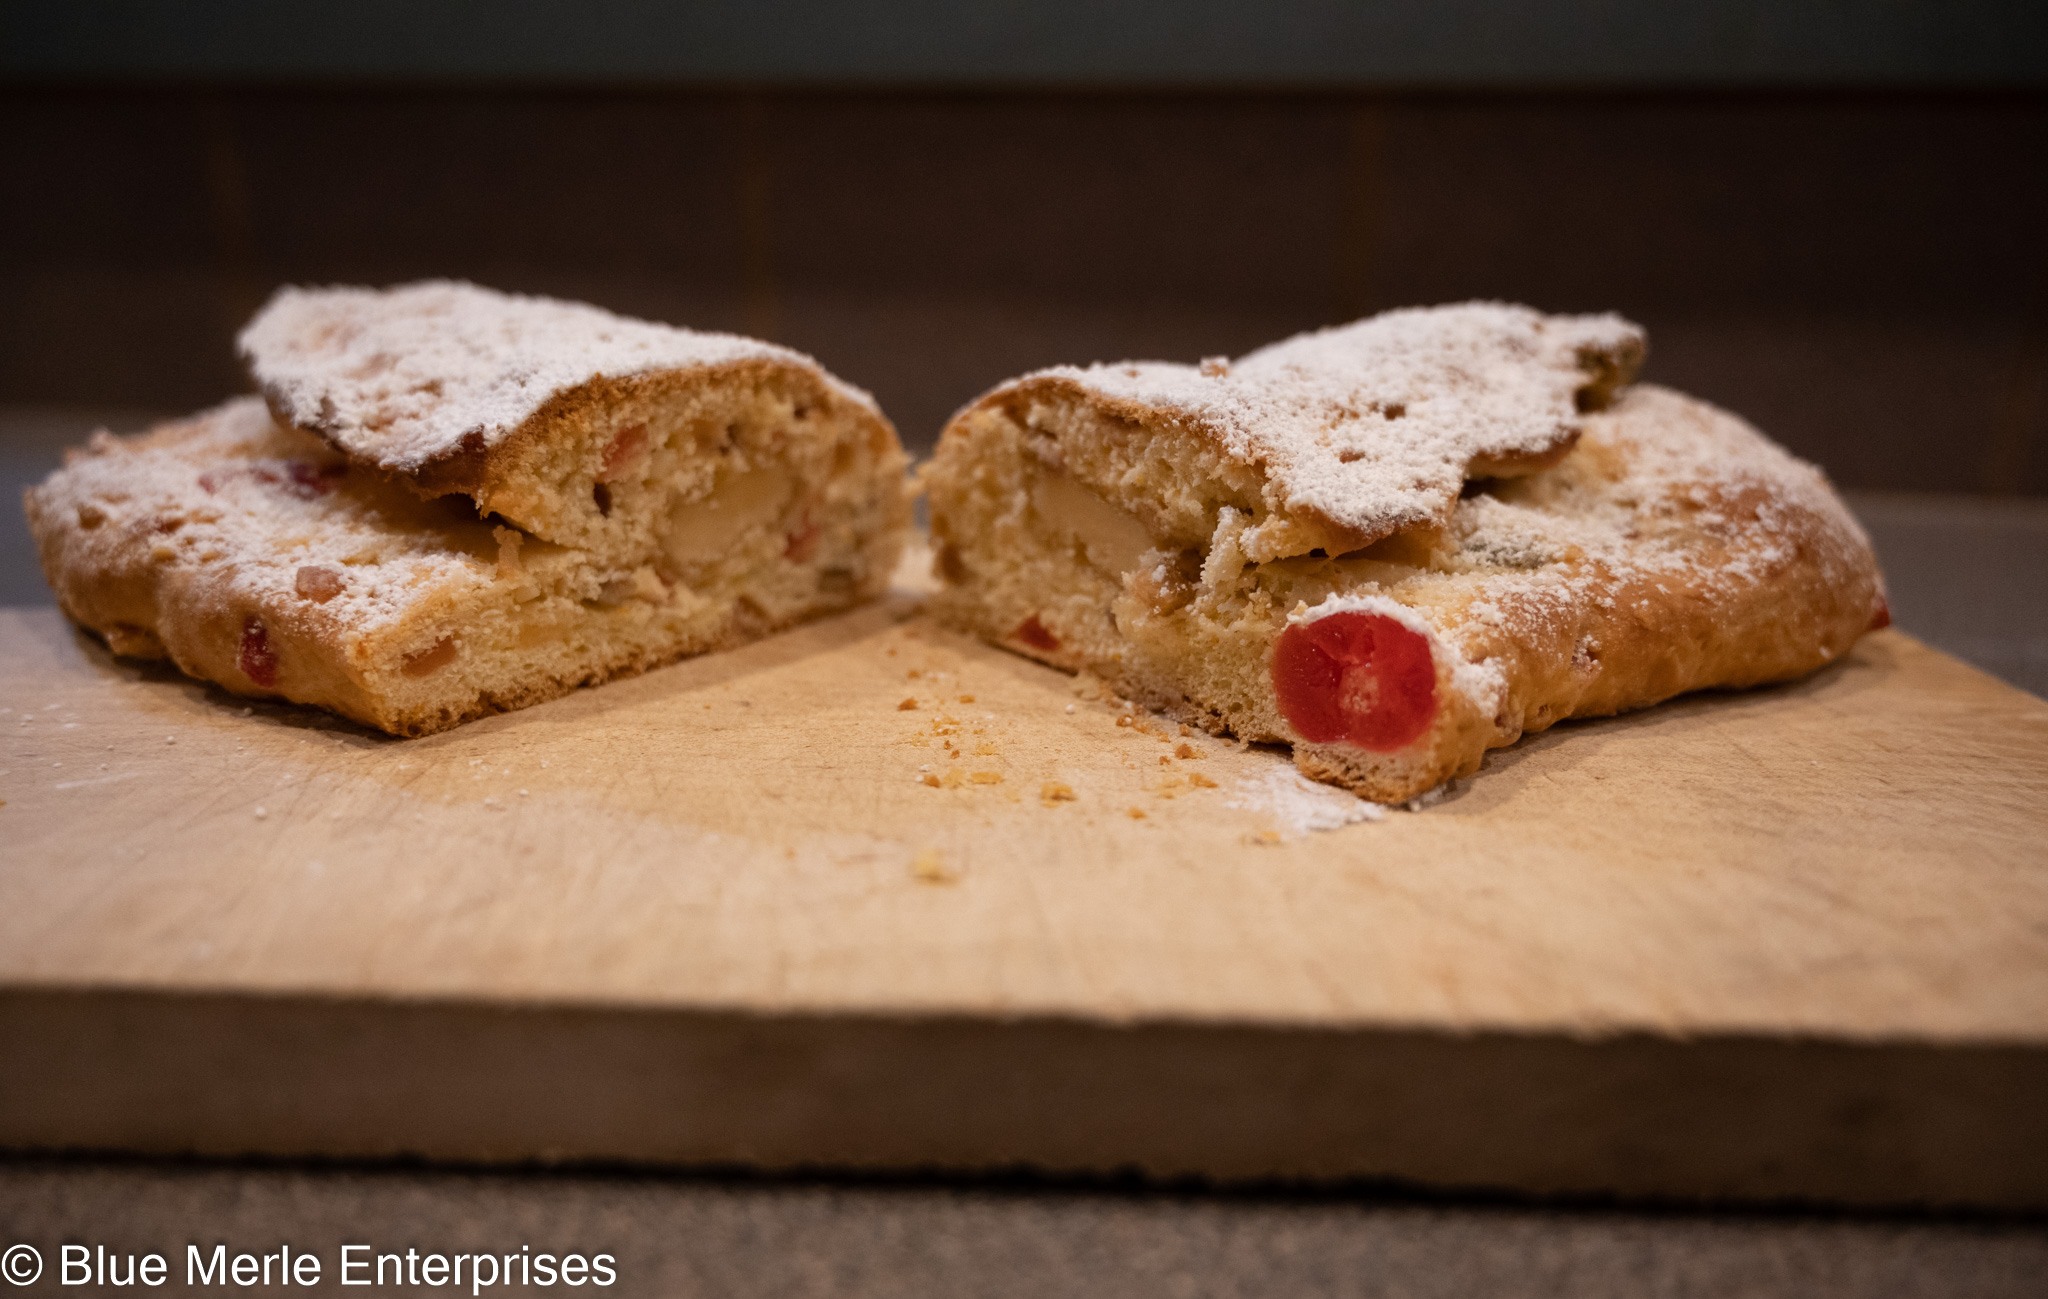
left=4, top=559, right=2047, bottom=1208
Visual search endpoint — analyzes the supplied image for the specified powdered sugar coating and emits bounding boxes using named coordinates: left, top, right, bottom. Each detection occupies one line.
left=38, top=397, right=501, bottom=642
left=239, top=280, right=882, bottom=472
left=1225, top=763, right=1385, bottom=835
left=1446, top=384, right=1876, bottom=634
left=1009, top=302, right=1642, bottom=544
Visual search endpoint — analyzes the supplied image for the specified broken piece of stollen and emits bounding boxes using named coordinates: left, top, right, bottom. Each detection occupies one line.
left=923, top=301, right=1886, bottom=802
left=26, top=281, right=911, bottom=735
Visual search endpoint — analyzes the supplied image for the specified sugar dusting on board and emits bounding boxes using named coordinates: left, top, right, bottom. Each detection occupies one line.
left=1228, top=762, right=1385, bottom=835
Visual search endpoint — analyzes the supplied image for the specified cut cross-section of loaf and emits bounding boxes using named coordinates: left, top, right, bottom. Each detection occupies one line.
left=27, top=283, right=911, bottom=735
left=239, top=280, right=900, bottom=567
left=924, top=302, right=1886, bottom=802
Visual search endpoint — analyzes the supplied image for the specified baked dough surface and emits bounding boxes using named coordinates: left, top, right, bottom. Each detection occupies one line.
left=29, top=285, right=911, bottom=735
left=925, top=304, right=1884, bottom=802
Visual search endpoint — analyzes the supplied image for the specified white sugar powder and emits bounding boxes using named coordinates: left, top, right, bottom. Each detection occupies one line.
left=1227, top=762, right=1386, bottom=835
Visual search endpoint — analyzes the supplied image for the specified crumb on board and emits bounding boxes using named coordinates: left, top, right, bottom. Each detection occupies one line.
left=898, top=698, right=918, bottom=710
left=1126, top=807, right=1146, bottom=820
left=1175, top=743, right=1204, bottom=759
left=969, top=771, right=1002, bottom=785
left=910, top=848, right=958, bottom=884
left=1041, top=782, right=1076, bottom=805
left=1246, top=829, right=1284, bottom=846
left=958, top=694, right=975, bottom=703
left=922, top=773, right=942, bottom=787
left=1189, top=772, right=1218, bottom=789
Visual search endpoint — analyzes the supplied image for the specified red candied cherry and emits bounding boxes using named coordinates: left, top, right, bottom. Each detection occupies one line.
left=1012, top=615, right=1060, bottom=652
left=1272, top=611, right=1437, bottom=751
left=600, top=424, right=649, bottom=482
left=1869, top=593, right=1891, bottom=631
left=283, top=461, right=345, bottom=498
left=783, top=511, right=821, bottom=562
left=238, top=616, right=278, bottom=687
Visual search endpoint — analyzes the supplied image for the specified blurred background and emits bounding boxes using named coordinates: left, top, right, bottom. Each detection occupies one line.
left=4, top=5, right=2048, bottom=1294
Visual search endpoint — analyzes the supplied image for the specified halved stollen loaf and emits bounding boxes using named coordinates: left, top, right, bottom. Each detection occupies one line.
left=924, top=302, right=1886, bottom=802
left=26, top=283, right=911, bottom=735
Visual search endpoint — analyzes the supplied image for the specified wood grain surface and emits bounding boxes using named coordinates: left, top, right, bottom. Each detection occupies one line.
left=4, top=563, right=2047, bottom=1207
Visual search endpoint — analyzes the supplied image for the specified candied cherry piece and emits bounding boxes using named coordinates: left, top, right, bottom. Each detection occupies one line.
left=295, top=565, right=346, bottom=603
left=1012, top=615, right=1061, bottom=652
left=783, top=510, right=821, bottom=562
left=1272, top=611, right=1437, bottom=751
left=600, top=424, right=649, bottom=482
left=238, top=616, right=278, bottom=687
left=283, top=460, right=344, bottom=498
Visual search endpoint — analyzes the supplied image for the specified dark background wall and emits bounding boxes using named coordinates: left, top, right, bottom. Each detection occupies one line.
left=3, top=1, right=2045, bottom=489
left=4, top=87, right=2045, bottom=490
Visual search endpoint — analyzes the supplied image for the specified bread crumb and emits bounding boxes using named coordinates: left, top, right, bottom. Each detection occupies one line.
left=1175, top=743, right=1203, bottom=759
left=1116, top=715, right=1133, bottom=728
left=910, top=848, right=958, bottom=884
left=958, top=694, right=975, bottom=703
left=1189, top=772, right=1219, bottom=789
left=974, top=741, right=1000, bottom=756
left=969, top=771, right=1002, bottom=785
left=907, top=669, right=921, bottom=678
left=1126, top=807, right=1147, bottom=820
left=491, top=524, right=524, bottom=578
left=1158, top=755, right=1171, bottom=765
left=897, top=698, right=918, bottom=710
left=940, top=768, right=968, bottom=789
left=1246, top=829, right=1284, bottom=846
left=921, top=773, right=942, bottom=787
left=1041, top=782, right=1076, bottom=804
left=1178, top=724, right=1193, bottom=737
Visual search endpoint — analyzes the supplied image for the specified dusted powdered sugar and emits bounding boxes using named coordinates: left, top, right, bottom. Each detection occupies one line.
left=39, top=397, right=502, bottom=639
left=1226, top=762, right=1386, bottom=835
left=1015, top=302, right=1642, bottom=543
left=239, top=280, right=881, bottom=472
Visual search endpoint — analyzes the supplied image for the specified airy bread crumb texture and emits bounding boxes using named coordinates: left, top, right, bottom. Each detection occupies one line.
left=952, top=301, right=1643, bottom=565
left=926, top=303, right=1883, bottom=803
left=240, top=281, right=899, bottom=560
